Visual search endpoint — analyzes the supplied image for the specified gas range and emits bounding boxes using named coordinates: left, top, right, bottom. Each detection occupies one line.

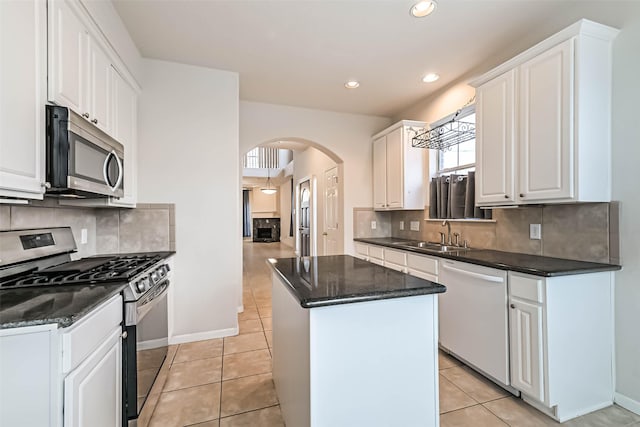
left=0, top=228, right=173, bottom=302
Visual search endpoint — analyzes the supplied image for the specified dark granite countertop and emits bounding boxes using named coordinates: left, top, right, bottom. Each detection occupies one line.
left=0, top=283, right=126, bottom=329
left=268, top=255, right=446, bottom=308
left=354, top=237, right=621, bottom=277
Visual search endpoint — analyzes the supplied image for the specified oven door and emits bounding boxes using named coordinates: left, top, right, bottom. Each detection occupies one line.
left=124, top=281, right=169, bottom=424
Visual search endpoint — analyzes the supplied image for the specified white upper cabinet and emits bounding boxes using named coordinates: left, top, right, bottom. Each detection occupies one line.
left=0, top=0, right=47, bottom=200
left=518, top=40, right=573, bottom=202
left=472, top=20, right=619, bottom=206
left=475, top=69, right=516, bottom=205
left=372, top=120, right=426, bottom=210
left=49, top=0, right=118, bottom=137
left=112, top=68, right=138, bottom=206
left=87, top=35, right=113, bottom=135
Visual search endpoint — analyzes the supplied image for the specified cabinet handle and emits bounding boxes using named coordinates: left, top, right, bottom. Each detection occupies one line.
left=519, top=193, right=525, bottom=198
left=510, top=304, right=516, bottom=309
left=82, top=112, right=90, bottom=118
left=41, top=182, right=51, bottom=189
left=504, top=195, right=509, bottom=199
left=91, top=118, right=98, bottom=124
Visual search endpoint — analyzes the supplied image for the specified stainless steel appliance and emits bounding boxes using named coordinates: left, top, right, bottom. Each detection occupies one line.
left=46, top=105, right=125, bottom=198
left=0, top=227, right=173, bottom=426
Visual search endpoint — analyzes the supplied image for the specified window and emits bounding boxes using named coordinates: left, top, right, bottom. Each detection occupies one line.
left=243, top=147, right=279, bottom=169
left=436, top=106, right=475, bottom=176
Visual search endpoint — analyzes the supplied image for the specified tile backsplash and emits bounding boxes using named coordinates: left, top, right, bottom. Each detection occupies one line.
left=0, top=200, right=175, bottom=258
left=354, top=203, right=619, bottom=264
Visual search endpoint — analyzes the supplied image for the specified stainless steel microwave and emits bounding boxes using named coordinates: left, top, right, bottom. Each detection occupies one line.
left=45, top=105, right=124, bottom=198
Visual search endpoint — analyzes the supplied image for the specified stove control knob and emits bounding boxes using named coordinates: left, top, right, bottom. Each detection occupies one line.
left=136, top=277, right=149, bottom=293
left=150, top=271, right=160, bottom=284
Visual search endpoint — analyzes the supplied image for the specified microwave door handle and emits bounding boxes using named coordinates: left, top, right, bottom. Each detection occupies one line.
left=103, top=150, right=123, bottom=192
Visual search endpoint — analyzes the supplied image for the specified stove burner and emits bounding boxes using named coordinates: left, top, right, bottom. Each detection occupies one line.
left=0, top=254, right=166, bottom=289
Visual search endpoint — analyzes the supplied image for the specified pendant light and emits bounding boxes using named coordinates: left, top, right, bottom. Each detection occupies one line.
left=261, top=170, right=277, bottom=195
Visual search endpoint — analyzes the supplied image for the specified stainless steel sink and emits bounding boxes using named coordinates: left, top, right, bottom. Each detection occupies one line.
left=400, top=241, right=468, bottom=252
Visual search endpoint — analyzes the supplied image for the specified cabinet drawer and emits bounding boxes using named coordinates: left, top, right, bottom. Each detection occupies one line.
left=384, top=249, right=406, bottom=266
left=61, top=294, right=122, bottom=373
left=509, top=273, right=544, bottom=303
left=355, top=243, right=369, bottom=257
left=369, top=246, right=384, bottom=260
left=384, top=261, right=406, bottom=273
left=407, top=253, right=438, bottom=275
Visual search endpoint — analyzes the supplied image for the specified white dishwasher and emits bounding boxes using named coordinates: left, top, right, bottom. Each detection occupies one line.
left=438, top=259, right=510, bottom=388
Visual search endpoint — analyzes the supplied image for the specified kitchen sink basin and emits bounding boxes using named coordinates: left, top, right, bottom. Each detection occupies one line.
left=400, top=241, right=468, bottom=252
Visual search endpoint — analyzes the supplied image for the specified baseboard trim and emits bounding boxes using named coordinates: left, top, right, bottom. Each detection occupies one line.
left=138, top=337, right=168, bottom=351
left=237, top=304, right=244, bottom=313
left=614, top=392, right=640, bottom=416
left=169, top=327, right=238, bottom=345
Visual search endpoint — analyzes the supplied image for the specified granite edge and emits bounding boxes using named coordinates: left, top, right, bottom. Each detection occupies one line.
left=0, top=284, right=127, bottom=330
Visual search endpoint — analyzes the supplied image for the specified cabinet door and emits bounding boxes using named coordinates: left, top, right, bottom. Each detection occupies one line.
left=0, top=0, right=46, bottom=199
left=519, top=39, right=574, bottom=202
left=48, top=0, right=86, bottom=115
left=509, top=298, right=545, bottom=402
left=385, top=127, right=404, bottom=208
left=372, top=136, right=387, bottom=209
left=64, top=328, right=122, bottom=427
left=87, top=35, right=113, bottom=135
left=476, top=70, right=516, bottom=205
left=113, top=69, right=137, bottom=206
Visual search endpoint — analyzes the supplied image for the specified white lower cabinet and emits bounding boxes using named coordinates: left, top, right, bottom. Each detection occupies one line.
left=0, top=295, right=123, bottom=427
left=507, top=272, right=614, bottom=422
left=64, top=327, right=122, bottom=427
left=353, top=243, right=439, bottom=281
left=508, top=297, right=544, bottom=402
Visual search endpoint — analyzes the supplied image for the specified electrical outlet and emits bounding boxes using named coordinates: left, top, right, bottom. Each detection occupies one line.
left=371, top=220, right=377, bottom=230
left=410, top=221, right=420, bottom=231
left=530, top=224, right=541, bottom=240
left=399, top=221, right=405, bottom=230
left=81, top=228, right=88, bottom=244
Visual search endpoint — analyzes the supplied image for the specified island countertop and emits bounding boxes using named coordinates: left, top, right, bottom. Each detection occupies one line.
left=267, top=254, right=446, bottom=308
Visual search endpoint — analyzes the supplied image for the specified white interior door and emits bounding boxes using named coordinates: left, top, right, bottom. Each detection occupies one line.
left=298, top=180, right=311, bottom=257
left=323, top=167, right=339, bottom=255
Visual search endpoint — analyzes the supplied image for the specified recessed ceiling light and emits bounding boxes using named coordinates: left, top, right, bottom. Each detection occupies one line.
left=422, top=73, right=440, bottom=83
left=410, top=0, right=437, bottom=18
left=344, top=80, right=360, bottom=89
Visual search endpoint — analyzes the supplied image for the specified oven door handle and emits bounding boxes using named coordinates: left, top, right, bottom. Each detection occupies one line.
left=136, top=281, right=170, bottom=324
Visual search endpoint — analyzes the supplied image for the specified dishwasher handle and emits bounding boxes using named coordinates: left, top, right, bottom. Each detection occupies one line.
left=441, top=263, right=505, bottom=283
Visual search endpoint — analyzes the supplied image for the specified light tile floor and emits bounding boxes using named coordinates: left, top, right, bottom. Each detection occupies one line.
left=146, top=242, right=640, bottom=427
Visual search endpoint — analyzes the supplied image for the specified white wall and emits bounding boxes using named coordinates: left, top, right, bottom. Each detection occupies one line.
left=137, top=58, right=240, bottom=342
left=251, top=188, right=278, bottom=215
left=611, top=5, right=640, bottom=413
left=293, top=147, right=338, bottom=256
left=240, top=101, right=391, bottom=255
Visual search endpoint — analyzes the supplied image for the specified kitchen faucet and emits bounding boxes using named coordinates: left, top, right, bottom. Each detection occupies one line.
left=442, top=220, right=452, bottom=245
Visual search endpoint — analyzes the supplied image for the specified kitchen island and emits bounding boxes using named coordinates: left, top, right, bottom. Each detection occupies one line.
left=268, top=255, right=446, bottom=427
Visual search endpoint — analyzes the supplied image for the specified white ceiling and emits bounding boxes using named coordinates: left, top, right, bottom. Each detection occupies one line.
left=113, top=0, right=633, bottom=117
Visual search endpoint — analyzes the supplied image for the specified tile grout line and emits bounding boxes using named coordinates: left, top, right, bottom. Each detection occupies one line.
left=217, top=403, right=281, bottom=422
left=218, top=338, right=225, bottom=422
left=480, top=401, right=514, bottom=427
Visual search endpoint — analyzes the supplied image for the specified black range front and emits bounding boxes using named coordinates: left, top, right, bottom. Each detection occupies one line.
left=122, top=262, right=172, bottom=426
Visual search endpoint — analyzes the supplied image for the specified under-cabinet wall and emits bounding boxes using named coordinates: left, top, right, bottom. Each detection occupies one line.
left=0, top=202, right=175, bottom=258
left=353, top=202, right=619, bottom=264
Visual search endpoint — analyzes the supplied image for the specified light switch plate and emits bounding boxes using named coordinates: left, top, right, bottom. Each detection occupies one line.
left=530, top=224, right=541, bottom=240
left=371, top=220, right=377, bottom=230
left=81, top=228, right=88, bottom=244
left=410, top=221, right=420, bottom=231
left=399, top=221, right=405, bottom=230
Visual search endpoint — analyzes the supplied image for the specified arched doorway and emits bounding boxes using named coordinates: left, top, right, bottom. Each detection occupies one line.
left=240, top=138, right=344, bottom=257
